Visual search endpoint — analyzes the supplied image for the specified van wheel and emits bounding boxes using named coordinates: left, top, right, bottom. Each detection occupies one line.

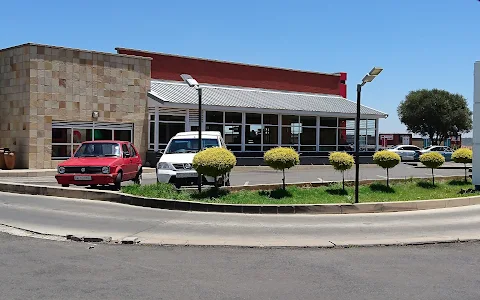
left=114, top=171, right=123, bottom=191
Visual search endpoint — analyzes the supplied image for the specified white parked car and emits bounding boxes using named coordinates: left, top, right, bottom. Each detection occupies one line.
left=156, top=131, right=231, bottom=188
left=415, top=146, right=454, bottom=161
left=386, top=145, right=422, bottom=161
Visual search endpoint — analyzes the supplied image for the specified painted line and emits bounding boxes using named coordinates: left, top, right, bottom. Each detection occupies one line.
left=317, top=178, right=323, bottom=182
left=244, top=181, right=249, bottom=186
left=376, top=175, right=388, bottom=179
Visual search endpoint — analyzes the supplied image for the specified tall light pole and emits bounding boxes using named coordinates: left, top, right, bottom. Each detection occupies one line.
left=180, top=74, right=203, bottom=193
left=354, top=67, right=383, bottom=204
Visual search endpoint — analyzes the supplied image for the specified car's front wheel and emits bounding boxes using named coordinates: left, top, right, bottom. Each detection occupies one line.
left=114, top=171, right=123, bottom=191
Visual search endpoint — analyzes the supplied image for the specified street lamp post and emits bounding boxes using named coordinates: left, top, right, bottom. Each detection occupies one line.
left=180, top=74, right=203, bottom=193
left=354, top=67, right=383, bottom=204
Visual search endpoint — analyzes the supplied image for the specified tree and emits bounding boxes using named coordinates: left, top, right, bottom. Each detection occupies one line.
left=264, top=147, right=300, bottom=190
left=193, top=147, right=237, bottom=188
left=397, top=89, right=472, bottom=145
left=328, top=152, right=354, bottom=191
left=451, top=148, right=473, bottom=182
left=419, top=152, right=445, bottom=185
left=372, top=150, right=401, bottom=188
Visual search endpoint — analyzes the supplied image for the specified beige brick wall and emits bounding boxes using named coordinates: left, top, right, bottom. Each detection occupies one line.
left=0, top=43, right=151, bottom=169
left=0, top=45, right=31, bottom=168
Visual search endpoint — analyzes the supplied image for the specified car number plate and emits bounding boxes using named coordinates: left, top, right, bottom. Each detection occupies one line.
left=176, top=172, right=197, bottom=178
left=74, top=175, right=92, bottom=181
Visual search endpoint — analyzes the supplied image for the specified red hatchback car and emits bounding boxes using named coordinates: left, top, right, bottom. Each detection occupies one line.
left=55, top=141, right=143, bottom=190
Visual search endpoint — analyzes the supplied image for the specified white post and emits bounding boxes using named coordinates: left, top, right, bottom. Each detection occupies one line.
left=241, top=112, right=246, bottom=152
left=473, top=62, right=480, bottom=189
left=316, top=116, right=320, bottom=152
left=278, top=114, right=282, bottom=147
left=375, top=119, right=380, bottom=151
left=185, top=109, right=190, bottom=131
left=154, top=106, right=159, bottom=152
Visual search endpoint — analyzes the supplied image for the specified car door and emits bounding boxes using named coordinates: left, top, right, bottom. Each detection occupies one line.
left=128, top=143, right=142, bottom=174
left=396, top=147, right=406, bottom=159
left=121, top=143, right=134, bottom=180
left=403, top=146, right=418, bottom=160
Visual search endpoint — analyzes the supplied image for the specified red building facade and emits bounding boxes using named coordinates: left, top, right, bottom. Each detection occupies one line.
left=116, top=48, right=347, bottom=97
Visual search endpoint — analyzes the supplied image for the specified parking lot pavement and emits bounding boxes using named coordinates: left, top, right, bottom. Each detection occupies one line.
left=0, top=163, right=467, bottom=190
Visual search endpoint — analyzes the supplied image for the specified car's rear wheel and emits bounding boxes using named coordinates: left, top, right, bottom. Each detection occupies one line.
left=133, top=171, right=142, bottom=185
left=61, top=184, right=69, bottom=188
left=114, top=171, right=123, bottom=191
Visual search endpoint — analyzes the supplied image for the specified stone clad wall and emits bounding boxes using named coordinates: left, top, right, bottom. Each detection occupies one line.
left=0, top=45, right=31, bottom=168
left=0, top=43, right=151, bottom=169
left=28, top=44, right=151, bottom=169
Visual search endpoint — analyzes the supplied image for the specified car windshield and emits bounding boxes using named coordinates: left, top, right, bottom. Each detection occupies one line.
left=74, top=143, right=121, bottom=158
left=165, top=138, right=220, bottom=154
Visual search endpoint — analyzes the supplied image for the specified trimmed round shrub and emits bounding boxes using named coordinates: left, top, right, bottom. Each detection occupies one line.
left=329, top=152, right=354, bottom=171
left=329, top=152, right=354, bottom=190
left=452, top=148, right=472, bottom=182
left=419, top=152, right=445, bottom=169
left=264, top=147, right=300, bottom=190
left=192, top=147, right=237, bottom=178
left=373, top=150, right=401, bottom=187
left=420, top=152, right=445, bottom=185
left=264, top=147, right=300, bottom=171
left=373, top=150, right=401, bottom=169
left=452, top=148, right=472, bottom=164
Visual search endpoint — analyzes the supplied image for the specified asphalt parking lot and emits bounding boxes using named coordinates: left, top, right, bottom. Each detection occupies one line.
left=0, top=163, right=467, bottom=189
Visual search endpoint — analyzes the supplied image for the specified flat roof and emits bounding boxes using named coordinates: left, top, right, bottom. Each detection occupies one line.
left=1, top=43, right=152, bottom=60
left=116, top=47, right=342, bottom=77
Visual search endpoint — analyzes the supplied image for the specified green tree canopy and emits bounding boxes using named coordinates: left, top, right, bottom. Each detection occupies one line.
left=397, top=89, right=472, bottom=145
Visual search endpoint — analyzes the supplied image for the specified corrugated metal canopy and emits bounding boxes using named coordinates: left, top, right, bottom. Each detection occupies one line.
left=149, top=80, right=387, bottom=118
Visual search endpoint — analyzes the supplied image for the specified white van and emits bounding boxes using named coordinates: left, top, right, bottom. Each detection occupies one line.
left=156, top=131, right=230, bottom=187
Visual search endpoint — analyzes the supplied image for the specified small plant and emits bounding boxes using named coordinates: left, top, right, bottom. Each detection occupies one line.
left=419, top=152, right=445, bottom=185
left=373, top=150, right=401, bottom=187
left=328, top=152, right=354, bottom=191
left=193, top=147, right=237, bottom=188
left=264, top=147, right=300, bottom=190
left=452, top=148, right=472, bottom=182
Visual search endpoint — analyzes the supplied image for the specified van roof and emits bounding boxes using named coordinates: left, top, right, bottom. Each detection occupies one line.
left=173, top=131, right=222, bottom=138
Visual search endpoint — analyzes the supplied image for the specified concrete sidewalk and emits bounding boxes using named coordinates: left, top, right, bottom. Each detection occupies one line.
left=404, top=162, right=472, bottom=169
left=0, top=167, right=157, bottom=178
left=0, top=164, right=382, bottom=178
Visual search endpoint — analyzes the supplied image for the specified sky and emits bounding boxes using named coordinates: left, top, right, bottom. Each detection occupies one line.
left=1, top=0, right=479, bottom=136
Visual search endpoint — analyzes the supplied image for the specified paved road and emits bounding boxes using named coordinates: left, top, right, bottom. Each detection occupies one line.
left=1, top=232, right=479, bottom=300
left=0, top=164, right=466, bottom=189
left=1, top=192, right=480, bottom=247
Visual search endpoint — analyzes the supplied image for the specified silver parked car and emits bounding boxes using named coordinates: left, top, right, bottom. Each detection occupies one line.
left=386, top=145, right=422, bottom=161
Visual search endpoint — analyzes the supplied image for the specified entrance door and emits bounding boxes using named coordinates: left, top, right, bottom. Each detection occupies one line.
left=402, top=136, right=410, bottom=145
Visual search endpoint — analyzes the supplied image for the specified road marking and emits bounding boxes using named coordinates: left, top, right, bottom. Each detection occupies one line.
left=317, top=178, right=323, bottom=182
left=376, top=175, right=388, bottom=179
left=244, top=181, right=249, bottom=186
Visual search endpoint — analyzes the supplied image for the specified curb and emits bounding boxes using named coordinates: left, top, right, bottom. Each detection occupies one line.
left=0, top=177, right=478, bottom=214
left=2, top=223, right=480, bottom=249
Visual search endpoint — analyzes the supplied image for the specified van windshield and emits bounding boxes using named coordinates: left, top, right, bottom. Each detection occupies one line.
left=165, top=138, right=220, bottom=154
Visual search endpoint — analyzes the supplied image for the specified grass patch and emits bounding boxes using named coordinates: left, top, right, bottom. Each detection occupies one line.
left=122, top=179, right=478, bottom=205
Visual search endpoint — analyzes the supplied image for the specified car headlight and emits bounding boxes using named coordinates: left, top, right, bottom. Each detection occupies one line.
left=157, top=162, right=174, bottom=170
left=102, top=166, right=110, bottom=174
left=57, top=166, right=65, bottom=174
